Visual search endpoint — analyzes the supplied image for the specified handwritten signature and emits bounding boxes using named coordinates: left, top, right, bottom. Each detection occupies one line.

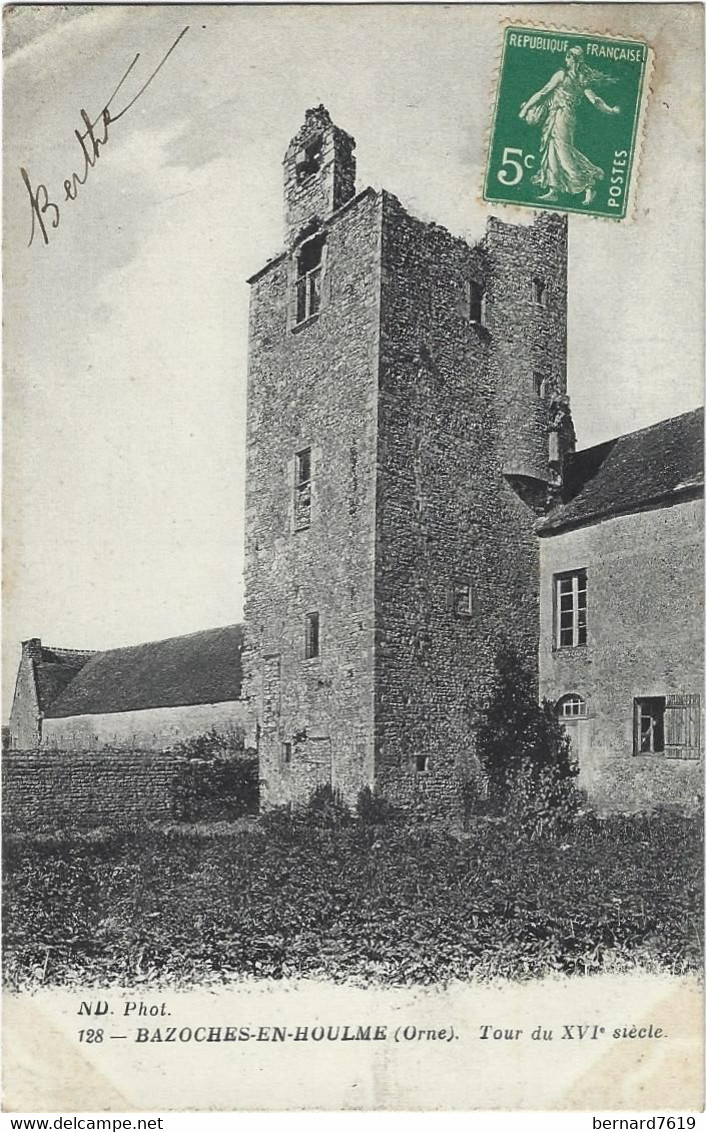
left=20, top=26, right=189, bottom=248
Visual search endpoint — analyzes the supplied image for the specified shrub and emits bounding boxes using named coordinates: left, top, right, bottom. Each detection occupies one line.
left=305, top=784, right=352, bottom=828
left=476, top=642, right=579, bottom=834
left=170, top=730, right=258, bottom=822
left=503, top=757, right=583, bottom=838
left=356, top=785, right=399, bottom=825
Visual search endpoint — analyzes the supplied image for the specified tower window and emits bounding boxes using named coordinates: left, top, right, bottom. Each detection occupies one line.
left=282, top=741, right=292, bottom=765
left=294, top=447, right=312, bottom=530
left=464, top=280, right=486, bottom=325
left=415, top=754, right=429, bottom=773
left=533, top=372, right=548, bottom=398
left=452, top=578, right=473, bottom=618
left=296, top=139, right=323, bottom=183
left=532, top=277, right=547, bottom=306
left=295, top=237, right=324, bottom=325
left=304, top=612, right=320, bottom=660
left=555, top=570, right=587, bottom=648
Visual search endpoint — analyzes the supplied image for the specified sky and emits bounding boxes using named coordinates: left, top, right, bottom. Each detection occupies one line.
left=3, top=2, right=704, bottom=718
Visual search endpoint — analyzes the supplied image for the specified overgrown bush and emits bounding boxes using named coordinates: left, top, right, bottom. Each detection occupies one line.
left=305, top=784, right=352, bottom=828
left=356, top=785, right=399, bottom=825
left=476, top=642, right=579, bottom=835
left=503, top=758, right=583, bottom=838
left=170, top=729, right=258, bottom=822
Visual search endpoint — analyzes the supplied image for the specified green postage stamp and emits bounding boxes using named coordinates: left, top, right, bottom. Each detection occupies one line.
left=484, top=26, right=651, bottom=219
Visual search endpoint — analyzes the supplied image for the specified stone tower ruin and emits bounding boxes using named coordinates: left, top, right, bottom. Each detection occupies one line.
left=243, top=105, right=572, bottom=819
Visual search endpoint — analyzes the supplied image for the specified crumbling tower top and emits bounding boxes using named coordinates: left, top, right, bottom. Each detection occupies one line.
left=283, top=105, right=356, bottom=245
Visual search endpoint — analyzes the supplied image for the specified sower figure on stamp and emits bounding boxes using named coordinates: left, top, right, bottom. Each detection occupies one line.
left=519, top=45, right=620, bottom=206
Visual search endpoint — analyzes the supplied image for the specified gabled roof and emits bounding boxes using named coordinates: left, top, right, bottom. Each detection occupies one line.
left=538, top=407, right=704, bottom=535
left=34, top=648, right=95, bottom=713
left=46, top=625, right=244, bottom=719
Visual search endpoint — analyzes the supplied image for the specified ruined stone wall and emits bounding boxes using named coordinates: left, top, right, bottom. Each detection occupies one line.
left=243, top=190, right=382, bottom=808
left=539, top=496, right=704, bottom=812
left=373, top=198, right=568, bottom=819
left=2, top=749, right=183, bottom=833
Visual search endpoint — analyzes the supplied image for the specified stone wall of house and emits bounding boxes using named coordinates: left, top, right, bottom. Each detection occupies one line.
left=7, top=656, right=40, bottom=749
left=539, top=496, right=704, bottom=812
left=373, top=199, right=569, bottom=819
left=42, top=700, right=248, bottom=751
left=242, top=187, right=382, bottom=808
left=2, top=749, right=184, bottom=833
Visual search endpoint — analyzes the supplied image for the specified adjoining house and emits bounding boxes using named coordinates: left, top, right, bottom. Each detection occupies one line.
left=8, top=626, right=246, bottom=751
left=538, top=408, right=704, bottom=811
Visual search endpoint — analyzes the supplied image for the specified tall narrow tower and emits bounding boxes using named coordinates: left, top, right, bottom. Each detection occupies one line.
left=243, top=108, right=571, bottom=819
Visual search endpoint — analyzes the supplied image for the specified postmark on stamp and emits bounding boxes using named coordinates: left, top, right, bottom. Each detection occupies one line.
left=484, top=26, right=651, bottom=219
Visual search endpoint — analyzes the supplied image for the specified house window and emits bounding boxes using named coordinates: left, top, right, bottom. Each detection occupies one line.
left=452, top=578, right=473, bottom=618
left=304, top=611, right=320, bottom=659
left=295, top=236, right=324, bottom=325
left=415, top=754, right=429, bottom=773
left=294, top=447, right=312, bottom=529
left=556, top=693, right=587, bottom=718
left=282, top=741, right=292, bottom=765
left=533, top=371, right=547, bottom=398
left=634, top=697, right=665, bottom=754
left=532, top=277, right=547, bottom=306
left=464, top=280, right=486, bottom=325
left=555, top=570, right=587, bottom=648
left=634, top=694, right=702, bottom=759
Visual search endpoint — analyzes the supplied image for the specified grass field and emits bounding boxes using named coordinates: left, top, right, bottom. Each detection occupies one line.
left=3, top=810, right=702, bottom=989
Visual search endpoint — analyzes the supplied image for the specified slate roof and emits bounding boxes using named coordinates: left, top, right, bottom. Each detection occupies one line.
left=46, top=625, right=244, bottom=718
left=538, top=408, right=704, bottom=535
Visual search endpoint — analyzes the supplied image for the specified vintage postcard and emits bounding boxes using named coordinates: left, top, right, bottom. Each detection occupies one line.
left=2, top=2, right=704, bottom=1116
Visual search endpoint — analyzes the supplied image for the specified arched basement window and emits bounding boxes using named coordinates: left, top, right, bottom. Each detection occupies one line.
left=556, top=693, right=587, bottom=718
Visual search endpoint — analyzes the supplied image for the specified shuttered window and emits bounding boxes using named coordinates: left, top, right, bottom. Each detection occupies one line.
left=633, top=694, right=701, bottom=759
left=664, top=694, right=702, bottom=760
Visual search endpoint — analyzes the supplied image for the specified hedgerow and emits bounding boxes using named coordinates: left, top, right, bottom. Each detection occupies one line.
left=3, top=810, right=701, bottom=989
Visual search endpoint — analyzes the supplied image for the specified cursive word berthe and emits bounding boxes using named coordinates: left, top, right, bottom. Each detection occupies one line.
left=20, top=26, right=189, bottom=247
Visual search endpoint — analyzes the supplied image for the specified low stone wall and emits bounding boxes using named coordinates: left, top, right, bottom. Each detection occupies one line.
left=2, top=749, right=184, bottom=834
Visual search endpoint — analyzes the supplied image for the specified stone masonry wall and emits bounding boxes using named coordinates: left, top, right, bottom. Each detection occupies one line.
left=485, top=213, right=569, bottom=481
left=8, top=658, right=40, bottom=749
left=243, top=189, right=382, bottom=808
left=374, top=198, right=569, bottom=820
left=539, top=497, right=704, bottom=812
left=2, top=749, right=184, bottom=833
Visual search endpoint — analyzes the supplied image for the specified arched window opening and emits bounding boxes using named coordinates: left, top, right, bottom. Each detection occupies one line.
left=295, top=235, right=325, bottom=325
left=556, top=693, right=587, bottom=718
